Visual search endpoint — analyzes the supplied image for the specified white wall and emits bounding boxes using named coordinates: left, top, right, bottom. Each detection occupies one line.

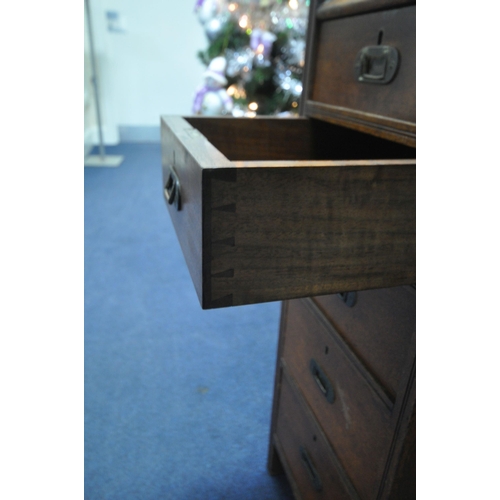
left=84, top=9, right=98, bottom=155
left=85, top=0, right=207, bottom=144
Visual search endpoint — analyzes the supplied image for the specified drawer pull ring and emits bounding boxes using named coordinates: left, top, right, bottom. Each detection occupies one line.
left=310, top=358, right=335, bottom=404
left=354, top=45, right=399, bottom=84
left=338, top=291, right=357, bottom=307
left=164, top=167, right=181, bottom=211
left=300, top=446, right=323, bottom=492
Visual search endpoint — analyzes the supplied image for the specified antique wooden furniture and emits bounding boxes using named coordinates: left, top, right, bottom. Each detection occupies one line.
left=161, top=0, right=415, bottom=497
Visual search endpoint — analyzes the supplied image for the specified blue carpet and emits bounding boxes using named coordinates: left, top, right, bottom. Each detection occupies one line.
left=85, top=143, right=293, bottom=499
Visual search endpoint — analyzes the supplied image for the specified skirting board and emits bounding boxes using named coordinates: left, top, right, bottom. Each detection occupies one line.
left=85, top=154, right=124, bottom=167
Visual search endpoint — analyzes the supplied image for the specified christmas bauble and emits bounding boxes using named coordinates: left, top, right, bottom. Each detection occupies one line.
left=205, top=17, right=224, bottom=40
left=196, top=0, right=219, bottom=25
left=201, top=90, right=233, bottom=116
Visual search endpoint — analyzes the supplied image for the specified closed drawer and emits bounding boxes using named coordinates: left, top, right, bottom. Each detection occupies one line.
left=274, top=367, right=355, bottom=500
left=304, top=3, right=415, bottom=146
left=281, top=298, right=393, bottom=499
left=161, top=115, right=415, bottom=309
left=313, top=286, right=415, bottom=399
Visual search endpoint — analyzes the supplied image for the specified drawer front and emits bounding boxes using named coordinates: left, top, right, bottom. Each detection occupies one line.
left=307, top=5, right=415, bottom=143
left=275, top=368, right=355, bottom=500
left=282, top=298, right=393, bottom=499
left=313, top=286, right=415, bottom=399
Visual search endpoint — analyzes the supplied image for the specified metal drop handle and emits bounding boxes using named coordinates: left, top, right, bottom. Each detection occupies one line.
left=300, top=446, right=323, bottom=492
left=338, top=291, right=357, bottom=307
left=164, top=167, right=181, bottom=211
left=310, top=359, right=335, bottom=404
left=354, top=45, right=399, bottom=84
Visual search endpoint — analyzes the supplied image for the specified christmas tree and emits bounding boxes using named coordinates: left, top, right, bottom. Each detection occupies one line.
left=193, top=0, right=310, bottom=117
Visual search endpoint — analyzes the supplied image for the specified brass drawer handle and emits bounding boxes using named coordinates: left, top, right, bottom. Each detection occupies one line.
left=164, top=167, right=181, bottom=211
left=300, top=446, right=323, bottom=492
left=338, top=291, right=357, bottom=307
left=354, top=45, right=399, bottom=84
left=310, top=358, right=335, bottom=404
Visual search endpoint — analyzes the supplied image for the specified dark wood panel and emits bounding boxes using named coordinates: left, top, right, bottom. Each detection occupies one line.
left=378, top=361, right=416, bottom=499
left=205, top=161, right=415, bottom=308
left=307, top=118, right=415, bottom=158
left=385, top=407, right=415, bottom=500
left=161, top=116, right=225, bottom=302
left=311, top=6, right=416, bottom=126
left=184, top=116, right=316, bottom=161
left=188, top=116, right=416, bottom=160
left=313, top=286, right=415, bottom=399
left=282, top=298, right=393, bottom=499
left=317, top=0, right=415, bottom=20
left=305, top=101, right=416, bottom=148
left=299, top=0, right=321, bottom=117
left=275, top=367, right=357, bottom=500
left=268, top=302, right=289, bottom=477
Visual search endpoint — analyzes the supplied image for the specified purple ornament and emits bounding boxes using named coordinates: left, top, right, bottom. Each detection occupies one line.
left=250, top=29, right=277, bottom=59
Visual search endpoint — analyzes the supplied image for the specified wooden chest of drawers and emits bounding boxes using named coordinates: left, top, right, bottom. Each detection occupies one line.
left=161, top=0, right=416, bottom=497
left=268, top=290, right=415, bottom=499
left=265, top=2, right=416, bottom=497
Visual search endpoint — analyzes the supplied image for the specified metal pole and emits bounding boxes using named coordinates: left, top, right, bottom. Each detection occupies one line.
left=85, top=0, right=105, bottom=160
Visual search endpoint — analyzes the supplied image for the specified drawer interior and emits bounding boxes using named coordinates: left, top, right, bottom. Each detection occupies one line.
left=184, top=116, right=415, bottom=163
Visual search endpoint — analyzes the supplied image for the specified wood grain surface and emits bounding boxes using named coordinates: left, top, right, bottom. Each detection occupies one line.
left=317, top=0, right=414, bottom=21
left=281, top=298, right=394, bottom=499
left=162, top=116, right=415, bottom=309
left=313, top=285, right=415, bottom=400
left=275, top=365, right=359, bottom=499
left=301, top=1, right=416, bottom=146
left=184, top=116, right=316, bottom=161
left=204, top=160, right=415, bottom=308
left=304, top=101, right=416, bottom=147
left=311, top=6, right=416, bottom=125
left=161, top=116, right=232, bottom=303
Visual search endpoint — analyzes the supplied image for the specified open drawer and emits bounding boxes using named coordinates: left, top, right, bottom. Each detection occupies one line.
left=161, top=115, right=415, bottom=309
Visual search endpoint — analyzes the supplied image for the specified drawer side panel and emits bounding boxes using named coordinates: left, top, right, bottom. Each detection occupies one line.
left=161, top=117, right=205, bottom=302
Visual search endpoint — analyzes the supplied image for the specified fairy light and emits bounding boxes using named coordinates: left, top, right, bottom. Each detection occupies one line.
left=256, top=43, right=265, bottom=55
left=228, top=2, right=237, bottom=12
left=239, top=14, right=249, bottom=29
left=227, top=85, right=246, bottom=100
left=248, top=102, right=258, bottom=111
left=292, top=101, right=298, bottom=108
left=289, top=0, right=299, bottom=10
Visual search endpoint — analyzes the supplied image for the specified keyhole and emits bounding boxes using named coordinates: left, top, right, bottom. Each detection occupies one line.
left=377, top=30, right=384, bottom=45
